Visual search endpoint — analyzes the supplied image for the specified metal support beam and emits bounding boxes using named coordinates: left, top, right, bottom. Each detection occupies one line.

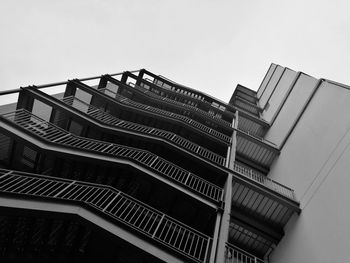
left=213, top=114, right=237, bottom=263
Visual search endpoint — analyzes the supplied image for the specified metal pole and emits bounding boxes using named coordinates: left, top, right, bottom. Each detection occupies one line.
left=213, top=112, right=237, bottom=263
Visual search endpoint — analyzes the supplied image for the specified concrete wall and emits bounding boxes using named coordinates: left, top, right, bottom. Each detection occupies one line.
left=261, top=68, right=297, bottom=123
left=268, top=81, right=350, bottom=262
left=257, top=64, right=276, bottom=99
left=258, top=65, right=284, bottom=109
left=264, top=74, right=318, bottom=147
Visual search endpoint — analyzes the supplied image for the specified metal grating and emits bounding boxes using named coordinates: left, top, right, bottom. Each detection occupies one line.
left=0, top=109, right=223, bottom=203
left=96, top=87, right=231, bottom=143
left=60, top=96, right=226, bottom=166
left=128, top=82, right=232, bottom=128
left=0, top=169, right=211, bottom=263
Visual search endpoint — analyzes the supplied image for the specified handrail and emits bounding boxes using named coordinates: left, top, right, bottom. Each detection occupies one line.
left=61, top=96, right=226, bottom=166
left=0, top=169, right=211, bottom=263
left=140, top=80, right=274, bottom=145
left=0, top=109, right=223, bottom=203
left=233, top=162, right=296, bottom=200
left=141, top=77, right=270, bottom=129
left=127, top=82, right=232, bottom=128
left=144, top=77, right=224, bottom=110
left=97, top=87, right=231, bottom=144
left=225, top=243, right=265, bottom=263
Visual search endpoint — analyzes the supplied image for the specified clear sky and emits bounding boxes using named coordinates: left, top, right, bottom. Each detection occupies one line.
left=1, top=0, right=349, bottom=102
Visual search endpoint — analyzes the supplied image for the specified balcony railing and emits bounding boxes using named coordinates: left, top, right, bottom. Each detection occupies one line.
left=97, top=87, right=231, bottom=144
left=144, top=79, right=272, bottom=138
left=144, top=78, right=271, bottom=137
left=233, top=162, right=296, bottom=200
left=147, top=78, right=228, bottom=113
left=62, top=96, right=226, bottom=166
left=225, top=243, right=265, bottom=263
left=1, top=109, right=223, bottom=203
left=0, top=169, right=211, bottom=263
left=128, top=82, right=232, bottom=128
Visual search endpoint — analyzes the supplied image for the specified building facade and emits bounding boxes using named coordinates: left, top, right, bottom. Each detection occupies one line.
left=0, top=64, right=319, bottom=262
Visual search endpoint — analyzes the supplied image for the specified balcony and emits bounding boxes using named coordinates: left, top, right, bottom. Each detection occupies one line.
left=126, top=70, right=234, bottom=120
left=136, top=69, right=211, bottom=103
left=228, top=161, right=299, bottom=256
left=102, top=74, right=232, bottom=129
left=236, top=112, right=268, bottom=139
left=129, top=82, right=232, bottom=130
left=235, top=85, right=257, bottom=98
left=64, top=96, right=227, bottom=166
left=228, top=220, right=274, bottom=258
left=232, top=97, right=261, bottom=116
left=228, top=164, right=299, bottom=257
left=233, top=162, right=295, bottom=200
left=66, top=80, right=231, bottom=147
left=235, top=128, right=279, bottom=169
left=0, top=109, right=223, bottom=204
left=96, top=86, right=231, bottom=144
left=225, top=243, right=265, bottom=263
left=0, top=169, right=212, bottom=263
left=234, top=90, right=257, bottom=104
left=21, top=86, right=227, bottom=167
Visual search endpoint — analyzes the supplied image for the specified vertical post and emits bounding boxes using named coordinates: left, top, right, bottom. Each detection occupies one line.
left=211, top=111, right=238, bottom=263
left=208, top=212, right=222, bottom=263
left=152, top=214, right=165, bottom=238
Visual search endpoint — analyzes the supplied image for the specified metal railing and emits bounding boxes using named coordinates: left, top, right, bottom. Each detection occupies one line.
left=146, top=78, right=227, bottom=113
left=97, top=88, right=231, bottom=144
left=62, top=96, right=226, bottom=166
left=129, top=82, right=232, bottom=128
left=144, top=78, right=274, bottom=141
left=1, top=109, right=223, bottom=203
left=144, top=78, right=272, bottom=140
left=150, top=78, right=206, bottom=100
left=0, top=169, right=211, bottom=262
left=233, top=162, right=296, bottom=200
left=225, top=243, right=265, bottom=263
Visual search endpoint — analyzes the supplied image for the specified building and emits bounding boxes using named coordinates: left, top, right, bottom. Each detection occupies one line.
left=1, top=62, right=344, bottom=262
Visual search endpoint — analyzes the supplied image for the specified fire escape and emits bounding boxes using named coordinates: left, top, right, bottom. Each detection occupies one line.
left=0, top=69, right=300, bottom=262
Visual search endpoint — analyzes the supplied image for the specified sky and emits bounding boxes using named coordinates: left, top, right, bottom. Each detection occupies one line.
left=1, top=0, right=350, bottom=102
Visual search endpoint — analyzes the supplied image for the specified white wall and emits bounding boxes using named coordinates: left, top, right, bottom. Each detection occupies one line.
left=268, top=81, right=350, bottom=262
left=264, top=74, right=318, bottom=147
left=257, top=64, right=276, bottom=99
left=258, top=65, right=284, bottom=108
left=261, top=68, right=297, bottom=123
